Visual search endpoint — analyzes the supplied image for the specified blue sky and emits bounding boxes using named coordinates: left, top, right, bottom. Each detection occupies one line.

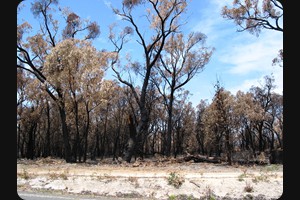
left=18, top=0, right=283, bottom=107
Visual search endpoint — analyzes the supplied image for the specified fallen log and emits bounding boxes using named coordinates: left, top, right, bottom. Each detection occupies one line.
left=183, top=155, right=220, bottom=163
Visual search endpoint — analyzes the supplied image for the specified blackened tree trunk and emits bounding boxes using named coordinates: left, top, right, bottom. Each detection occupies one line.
left=225, top=128, right=232, bottom=165
left=58, top=105, right=73, bottom=163
left=44, top=101, right=51, bottom=157
left=83, top=105, right=90, bottom=162
left=124, top=114, right=137, bottom=163
left=112, top=127, right=121, bottom=161
left=72, top=100, right=80, bottom=162
left=93, top=127, right=100, bottom=159
left=258, top=122, right=264, bottom=152
left=166, top=88, right=174, bottom=157
left=17, top=124, right=21, bottom=158
left=26, top=122, right=37, bottom=160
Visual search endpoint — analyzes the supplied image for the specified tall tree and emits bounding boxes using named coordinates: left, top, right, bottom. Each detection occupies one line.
left=43, top=38, right=107, bottom=162
left=108, top=0, right=189, bottom=162
left=249, top=75, right=281, bottom=152
left=17, top=0, right=101, bottom=162
left=195, top=99, right=209, bottom=155
left=234, top=90, right=263, bottom=154
left=154, top=32, right=213, bottom=157
left=212, top=83, right=235, bottom=164
left=201, top=81, right=235, bottom=164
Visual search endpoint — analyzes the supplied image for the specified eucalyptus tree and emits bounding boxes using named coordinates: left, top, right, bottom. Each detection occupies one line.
left=212, top=85, right=235, bottom=164
left=43, top=39, right=108, bottom=162
left=17, top=68, right=30, bottom=158
left=173, top=100, right=197, bottom=157
left=17, top=76, right=50, bottom=159
left=108, top=0, right=189, bottom=162
left=249, top=75, right=282, bottom=152
left=153, top=32, right=213, bottom=157
left=234, top=90, right=263, bottom=153
left=17, top=0, right=101, bottom=162
left=233, top=75, right=282, bottom=156
left=91, top=80, right=125, bottom=159
left=108, top=84, right=131, bottom=160
left=195, top=99, right=209, bottom=155
left=267, top=92, right=283, bottom=150
left=201, top=82, right=235, bottom=164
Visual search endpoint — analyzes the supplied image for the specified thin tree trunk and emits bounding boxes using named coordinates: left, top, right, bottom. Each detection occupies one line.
left=166, top=91, right=174, bottom=157
left=225, top=129, right=232, bottom=165
left=26, top=122, right=37, bottom=160
left=113, top=126, right=121, bottom=161
left=45, top=102, right=51, bottom=157
left=275, top=131, right=282, bottom=149
left=258, top=122, right=264, bottom=152
left=17, top=124, right=21, bottom=158
left=83, top=103, right=90, bottom=162
left=124, top=114, right=137, bottom=163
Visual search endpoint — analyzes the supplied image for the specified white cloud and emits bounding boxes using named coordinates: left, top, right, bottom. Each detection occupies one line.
left=103, top=0, right=111, bottom=8
left=191, top=0, right=283, bottom=76
left=190, top=0, right=233, bottom=45
left=219, top=32, right=283, bottom=75
left=228, top=70, right=283, bottom=96
left=102, top=0, right=123, bottom=20
left=229, top=79, right=259, bottom=95
left=187, top=0, right=283, bottom=103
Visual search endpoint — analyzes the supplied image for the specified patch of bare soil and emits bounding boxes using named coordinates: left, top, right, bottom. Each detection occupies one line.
left=17, top=157, right=283, bottom=200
